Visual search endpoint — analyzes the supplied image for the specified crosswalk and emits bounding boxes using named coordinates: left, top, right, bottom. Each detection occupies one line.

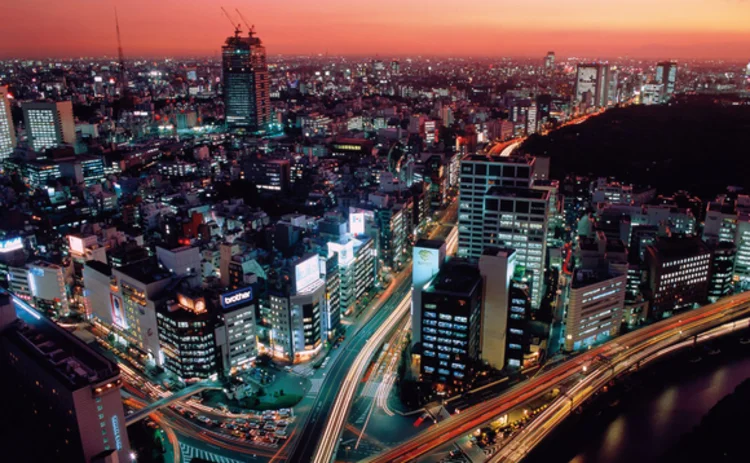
left=307, top=378, right=323, bottom=397
left=180, top=443, right=254, bottom=463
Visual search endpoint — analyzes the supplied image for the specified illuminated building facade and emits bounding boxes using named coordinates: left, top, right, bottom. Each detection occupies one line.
left=419, top=262, right=482, bottom=391
left=0, top=86, right=15, bottom=160
left=22, top=101, right=75, bottom=152
left=222, top=29, right=271, bottom=133
left=156, top=292, right=218, bottom=381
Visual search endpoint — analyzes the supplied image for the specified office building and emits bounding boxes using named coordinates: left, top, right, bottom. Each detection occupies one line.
left=242, top=157, right=291, bottom=193
left=85, top=261, right=173, bottom=366
left=646, top=236, right=711, bottom=319
left=478, top=247, right=516, bottom=369
left=0, top=86, right=15, bottom=159
left=157, top=291, right=218, bottom=381
left=702, top=192, right=750, bottom=286
left=574, top=63, right=609, bottom=109
left=411, top=239, right=446, bottom=346
left=655, top=61, right=678, bottom=97
left=458, top=153, right=535, bottom=258
left=420, top=262, right=482, bottom=391
left=327, top=235, right=376, bottom=316
left=565, top=268, right=626, bottom=352
left=22, top=101, right=75, bottom=152
left=222, top=28, right=271, bottom=133
left=26, top=260, right=70, bottom=317
left=480, top=186, right=550, bottom=309
left=216, top=285, right=258, bottom=375
left=708, top=242, right=735, bottom=302
left=0, top=292, right=131, bottom=462
left=268, top=254, right=326, bottom=363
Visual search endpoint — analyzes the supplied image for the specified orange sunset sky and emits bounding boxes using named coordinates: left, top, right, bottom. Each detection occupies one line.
left=2, top=0, right=750, bottom=60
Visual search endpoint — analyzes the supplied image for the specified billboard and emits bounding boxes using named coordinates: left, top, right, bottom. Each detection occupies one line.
left=413, top=246, right=442, bottom=287
left=327, top=240, right=355, bottom=267
left=0, top=237, right=23, bottom=253
left=295, top=255, right=321, bottom=293
left=110, top=294, right=127, bottom=329
left=221, top=286, right=253, bottom=310
left=349, top=212, right=365, bottom=236
left=68, top=235, right=85, bottom=255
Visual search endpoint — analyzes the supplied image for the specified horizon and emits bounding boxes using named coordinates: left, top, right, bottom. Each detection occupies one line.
left=1, top=0, right=749, bottom=61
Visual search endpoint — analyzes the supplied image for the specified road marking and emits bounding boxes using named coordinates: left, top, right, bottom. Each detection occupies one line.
left=180, top=443, right=250, bottom=463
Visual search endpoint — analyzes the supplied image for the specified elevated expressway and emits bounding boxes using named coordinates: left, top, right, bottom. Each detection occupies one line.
left=365, top=291, right=750, bottom=463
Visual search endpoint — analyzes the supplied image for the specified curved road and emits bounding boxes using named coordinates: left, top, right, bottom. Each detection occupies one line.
left=365, top=291, right=750, bottom=463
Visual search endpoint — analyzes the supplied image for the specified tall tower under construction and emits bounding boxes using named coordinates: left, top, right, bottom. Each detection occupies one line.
left=222, top=27, right=271, bottom=133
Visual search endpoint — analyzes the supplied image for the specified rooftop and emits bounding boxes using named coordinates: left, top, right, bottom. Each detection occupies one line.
left=486, top=186, right=549, bottom=201
left=424, top=263, right=481, bottom=297
left=3, top=293, right=120, bottom=390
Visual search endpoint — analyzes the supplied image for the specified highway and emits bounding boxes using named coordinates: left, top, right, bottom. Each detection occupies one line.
left=286, top=278, right=412, bottom=463
left=364, top=290, right=750, bottom=463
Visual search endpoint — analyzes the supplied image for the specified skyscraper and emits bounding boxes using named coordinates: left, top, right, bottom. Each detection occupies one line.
left=22, top=100, right=75, bottom=152
left=544, top=51, right=555, bottom=71
left=222, top=28, right=271, bottom=133
left=0, top=86, right=15, bottom=160
left=655, top=61, right=678, bottom=98
left=574, top=63, right=610, bottom=109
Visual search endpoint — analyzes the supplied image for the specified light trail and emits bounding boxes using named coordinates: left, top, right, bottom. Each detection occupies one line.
left=312, top=294, right=412, bottom=463
left=365, top=292, right=750, bottom=463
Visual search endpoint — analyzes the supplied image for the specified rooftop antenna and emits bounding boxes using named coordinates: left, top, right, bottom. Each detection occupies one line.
left=220, top=6, right=242, bottom=36
left=114, top=7, right=129, bottom=98
left=235, top=9, right=255, bottom=37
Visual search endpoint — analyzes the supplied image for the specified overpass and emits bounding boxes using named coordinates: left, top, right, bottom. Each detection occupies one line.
left=125, top=381, right=220, bottom=426
left=491, top=315, right=750, bottom=462
left=364, top=291, right=750, bottom=463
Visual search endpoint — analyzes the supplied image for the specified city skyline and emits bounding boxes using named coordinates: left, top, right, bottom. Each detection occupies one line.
left=2, top=0, right=750, bottom=60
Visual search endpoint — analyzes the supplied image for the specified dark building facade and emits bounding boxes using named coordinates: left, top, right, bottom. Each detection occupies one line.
left=646, top=236, right=711, bottom=319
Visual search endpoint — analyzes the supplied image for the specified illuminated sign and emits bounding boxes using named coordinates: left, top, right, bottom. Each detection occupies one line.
left=328, top=241, right=355, bottom=267
left=112, top=415, right=123, bottom=450
left=0, top=237, right=23, bottom=253
left=221, top=287, right=253, bottom=309
left=349, top=212, right=365, bottom=236
left=413, top=246, right=442, bottom=287
left=110, top=294, right=127, bottom=329
left=68, top=235, right=84, bottom=255
left=295, top=255, right=321, bottom=293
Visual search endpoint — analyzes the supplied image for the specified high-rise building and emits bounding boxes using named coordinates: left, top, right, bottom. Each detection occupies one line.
left=544, top=52, right=555, bottom=71
left=419, top=262, right=482, bottom=390
left=411, top=239, right=446, bottom=346
left=157, top=291, right=218, bottom=381
left=0, top=292, right=131, bottom=462
left=22, top=100, right=75, bottom=152
left=574, top=63, right=610, bottom=109
left=268, top=254, right=326, bottom=363
left=222, top=28, right=271, bottom=133
left=655, top=61, right=678, bottom=98
left=0, top=86, right=16, bottom=160
left=478, top=247, right=516, bottom=369
left=458, top=154, right=548, bottom=308
left=708, top=242, right=735, bottom=303
left=478, top=186, right=550, bottom=309
left=216, top=285, right=258, bottom=375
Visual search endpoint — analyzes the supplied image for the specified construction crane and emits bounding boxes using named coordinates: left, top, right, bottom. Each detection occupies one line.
left=235, top=9, right=255, bottom=36
left=220, top=6, right=242, bottom=35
